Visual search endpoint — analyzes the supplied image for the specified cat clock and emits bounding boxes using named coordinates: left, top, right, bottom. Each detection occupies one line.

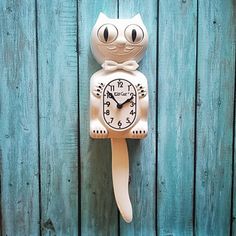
left=90, top=12, right=148, bottom=223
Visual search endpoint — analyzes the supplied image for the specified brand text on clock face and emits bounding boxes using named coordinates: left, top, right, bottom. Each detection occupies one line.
left=113, top=91, right=131, bottom=96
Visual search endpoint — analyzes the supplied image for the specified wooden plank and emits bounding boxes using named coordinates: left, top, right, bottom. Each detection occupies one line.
left=78, top=1, right=119, bottom=235
left=0, top=0, right=39, bottom=235
left=195, top=0, right=235, bottom=235
left=118, top=1, right=157, bottom=235
left=37, top=0, right=78, bottom=235
left=157, top=1, right=197, bottom=235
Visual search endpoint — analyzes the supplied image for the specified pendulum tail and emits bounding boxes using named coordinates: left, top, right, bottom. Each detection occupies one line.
left=111, top=138, right=133, bottom=223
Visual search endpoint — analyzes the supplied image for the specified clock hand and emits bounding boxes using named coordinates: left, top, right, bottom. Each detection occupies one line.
left=107, top=91, right=122, bottom=109
left=119, top=96, right=134, bottom=108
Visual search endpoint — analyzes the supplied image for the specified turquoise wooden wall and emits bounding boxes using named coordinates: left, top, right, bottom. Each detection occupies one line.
left=0, top=0, right=235, bottom=235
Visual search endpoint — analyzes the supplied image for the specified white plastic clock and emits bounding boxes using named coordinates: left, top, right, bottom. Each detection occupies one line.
left=90, top=12, right=149, bottom=223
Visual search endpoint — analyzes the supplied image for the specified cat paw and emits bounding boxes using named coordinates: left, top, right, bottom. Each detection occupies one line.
left=130, top=122, right=148, bottom=139
left=90, top=122, right=108, bottom=139
left=92, top=82, right=105, bottom=98
left=136, top=83, right=147, bottom=98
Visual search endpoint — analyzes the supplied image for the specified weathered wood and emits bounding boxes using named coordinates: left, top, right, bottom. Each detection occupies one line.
left=0, top=0, right=39, bottom=235
left=37, top=0, right=78, bottom=235
left=195, top=0, right=235, bottom=235
left=118, top=1, right=157, bottom=235
left=157, top=0, right=197, bottom=235
left=0, top=1, right=235, bottom=234
left=78, top=1, right=119, bottom=235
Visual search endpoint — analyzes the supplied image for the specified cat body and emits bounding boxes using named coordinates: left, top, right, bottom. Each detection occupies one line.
left=90, top=69, right=148, bottom=138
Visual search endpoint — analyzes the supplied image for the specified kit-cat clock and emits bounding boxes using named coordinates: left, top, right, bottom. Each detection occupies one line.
left=90, top=12, right=148, bottom=223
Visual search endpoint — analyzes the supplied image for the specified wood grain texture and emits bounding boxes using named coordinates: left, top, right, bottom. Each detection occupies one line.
left=78, top=1, right=119, bottom=235
left=195, top=0, right=235, bottom=235
left=157, top=0, right=197, bottom=235
left=119, top=1, right=157, bottom=235
left=0, top=0, right=39, bottom=235
left=37, top=0, right=78, bottom=235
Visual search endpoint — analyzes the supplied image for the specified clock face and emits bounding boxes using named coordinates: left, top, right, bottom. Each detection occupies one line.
left=103, top=78, right=137, bottom=130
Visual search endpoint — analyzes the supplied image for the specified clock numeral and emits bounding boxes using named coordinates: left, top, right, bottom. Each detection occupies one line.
left=118, top=120, right=122, bottom=128
left=109, top=85, right=115, bottom=91
left=130, top=92, right=135, bottom=97
left=105, top=110, right=110, bottom=115
left=130, top=101, right=135, bottom=107
left=128, top=85, right=131, bottom=91
left=126, top=117, right=131, bottom=124
left=117, top=81, right=123, bottom=88
left=130, top=110, right=135, bottom=115
left=109, top=117, right=114, bottom=123
left=105, top=101, right=110, bottom=107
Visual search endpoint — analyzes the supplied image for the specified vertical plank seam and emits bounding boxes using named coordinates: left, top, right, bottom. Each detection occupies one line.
left=77, top=0, right=81, bottom=235
left=35, top=0, right=42, bottom=235
left=230, top=49, right=236, bottom=236
left=193, top=0, right=199, bottom=235
left=155, top=0, right=160, bottom=235
left=117, top=0, right=119, bottom=19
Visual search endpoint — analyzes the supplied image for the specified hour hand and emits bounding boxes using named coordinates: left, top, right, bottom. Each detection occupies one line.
left=120, top=96, right=134, bottom=107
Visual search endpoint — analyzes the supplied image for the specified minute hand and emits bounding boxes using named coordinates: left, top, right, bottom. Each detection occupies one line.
left=108, top=92, right=120, bottom=106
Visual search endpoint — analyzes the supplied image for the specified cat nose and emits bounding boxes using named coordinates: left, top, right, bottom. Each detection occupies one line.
left=116, top=37, right=126, bottom=47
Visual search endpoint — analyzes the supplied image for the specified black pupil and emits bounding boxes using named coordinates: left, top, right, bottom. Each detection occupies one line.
left=132, top=29, right=137, bottom=42
left=104, top=27, right=109, bottom=42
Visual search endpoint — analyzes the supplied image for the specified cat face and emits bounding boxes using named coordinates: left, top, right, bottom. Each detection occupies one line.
left=91, top=13, right=148, bottom=64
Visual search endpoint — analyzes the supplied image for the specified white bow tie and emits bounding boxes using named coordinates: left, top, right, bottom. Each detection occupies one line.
left=102, top=60, right=139, bottom=71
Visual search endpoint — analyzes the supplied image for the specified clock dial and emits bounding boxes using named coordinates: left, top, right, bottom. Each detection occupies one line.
left=103, top=79, right=137, bottom=130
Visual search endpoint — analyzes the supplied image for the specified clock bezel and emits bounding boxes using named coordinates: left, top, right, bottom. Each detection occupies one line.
left=102, top=78, right=137, bottom=131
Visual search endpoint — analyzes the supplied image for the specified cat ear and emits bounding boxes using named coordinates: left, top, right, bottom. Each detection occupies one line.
left=132, top=14, right=143, bottom=22
left=97, top=12, right=109, bottom=21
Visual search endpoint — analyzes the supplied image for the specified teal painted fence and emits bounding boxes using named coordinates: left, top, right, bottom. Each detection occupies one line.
left=0, top=0, right=235, bottom=235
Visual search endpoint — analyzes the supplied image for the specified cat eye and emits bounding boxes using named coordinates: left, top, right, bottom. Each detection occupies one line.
left=97, top=24, right=118, bottom=43
left=125, top=24, right=144, bottom=44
